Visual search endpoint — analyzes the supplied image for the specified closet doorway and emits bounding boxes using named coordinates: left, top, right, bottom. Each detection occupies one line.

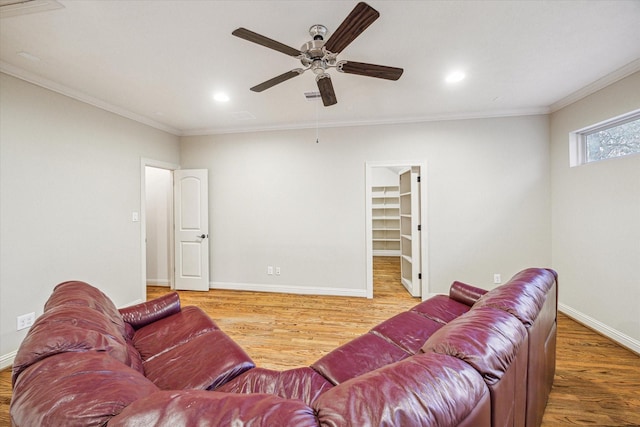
left=140, top=158, right=179, bottom=299
left=144, top=166, right=174, bottom=289
left=365, top=161, right=428, bottom=300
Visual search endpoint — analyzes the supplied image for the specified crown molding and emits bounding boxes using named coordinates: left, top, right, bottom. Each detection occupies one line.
left=182, top=107, right=551, bottom=136
left=0, top=0, right=63, bottom=19
left=0, top=61, right=182, bottom=136
left=550, top=58, right=640, bottom=112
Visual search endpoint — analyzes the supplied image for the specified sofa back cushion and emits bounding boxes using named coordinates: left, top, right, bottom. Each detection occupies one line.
left=12, top=304, right=132, bottom=384
left=314, top=352, right=490, bottom=427
left=12, top=281, right=135, bottom=384
left=422, top=306, right=529, bottom=427
left=476, top=268, right=558, bottom=427
left=44, top=281, right=126, bottom=333
left=473, top=268, right=556, bottom=326
left=108, top=389, right=319, bottom=427
left=10, top=352, right=159, bottom=427
left=421, top=306, right=527, bottom=383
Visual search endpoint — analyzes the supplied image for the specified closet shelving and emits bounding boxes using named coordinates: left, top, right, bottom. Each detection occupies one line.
left=372, top=185, right=401, bottom=256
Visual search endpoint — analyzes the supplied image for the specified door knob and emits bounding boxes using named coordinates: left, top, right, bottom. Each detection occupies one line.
left=198, top=234, right=208, bottom=239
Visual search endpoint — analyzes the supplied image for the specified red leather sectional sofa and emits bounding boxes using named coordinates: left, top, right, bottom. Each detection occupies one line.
left=10, top=268, right=557, bottom=426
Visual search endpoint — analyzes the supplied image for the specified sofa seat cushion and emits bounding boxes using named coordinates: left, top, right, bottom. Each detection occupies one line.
left=314, top=352, right=491, bottom=427
left=10, top=352, right=159, bottom=427
left=216, top=367, right=334, bottom=405
left=12, top=305, right=131, bottom=384
left=108, top=390, right=319, bottom=427
left=311, top=333, right=410, bottom=385
left=410, top=294, right=471, bottom=324
left=371, top=311, right=443, bottom=354
left=142, top=330, right=254, bottom=390
left=132, top=306, right=219, bottom=360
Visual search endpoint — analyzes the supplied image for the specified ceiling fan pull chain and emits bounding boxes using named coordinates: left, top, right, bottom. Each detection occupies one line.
left=316, top=100, right=320, bottom=143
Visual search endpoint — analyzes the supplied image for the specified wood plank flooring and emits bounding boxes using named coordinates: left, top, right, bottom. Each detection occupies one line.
left=1, top=257, right=639, bottom=426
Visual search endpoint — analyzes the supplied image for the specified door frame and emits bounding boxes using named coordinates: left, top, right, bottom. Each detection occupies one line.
left=365, top=160, right=429, bottom=300
left=140, top=158, right=180, bottom=301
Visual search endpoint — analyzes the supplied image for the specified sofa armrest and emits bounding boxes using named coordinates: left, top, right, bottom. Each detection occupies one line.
left=449, top=281, right=488, bottom=306
left=119, top=292, right=181, bottom=330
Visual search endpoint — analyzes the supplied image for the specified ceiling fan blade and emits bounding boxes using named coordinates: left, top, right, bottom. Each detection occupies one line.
left=250, top=69, right=303, bottom=92
left=232, top=27, right=301, bottom=57
left=324, top=2, right=379, bottom=54
left=316, top=74, right=337, bottom=107
left=338, top=61, right=403, bottom=80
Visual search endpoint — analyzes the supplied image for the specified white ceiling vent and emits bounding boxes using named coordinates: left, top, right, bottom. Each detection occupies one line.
left=304, top=92, right=322, bottom=102
left=0, top=0, right=64, bottom=18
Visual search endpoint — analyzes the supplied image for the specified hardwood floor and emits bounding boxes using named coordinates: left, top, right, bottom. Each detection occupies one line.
left=1, top=257, right=639, bottom=426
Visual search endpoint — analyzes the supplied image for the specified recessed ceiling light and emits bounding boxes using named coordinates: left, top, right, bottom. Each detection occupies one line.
left=213, top=92, right=230, bottom=103
left=445, top=71, right=466, bottom=84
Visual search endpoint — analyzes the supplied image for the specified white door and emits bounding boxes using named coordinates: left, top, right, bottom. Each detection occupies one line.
left=399, top=167, right=421, bottom=297
left=174, top=169, right=209, bottom=291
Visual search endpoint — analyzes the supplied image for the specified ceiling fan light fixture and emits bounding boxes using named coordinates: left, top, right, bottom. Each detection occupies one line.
left=311, top=59, right=327, bottom=75
left=308, top=24, right=328, bottom=41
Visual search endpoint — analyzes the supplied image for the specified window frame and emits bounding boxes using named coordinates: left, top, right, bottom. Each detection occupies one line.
left=569, top=109, right=640, bottom=167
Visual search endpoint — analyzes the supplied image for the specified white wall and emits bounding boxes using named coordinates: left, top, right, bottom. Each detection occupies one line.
left=0, top=73, right=181, bottom=365
left=550, top=71, right=640, bottom=351
left=145, top=167, right=172, bottom=285
left=372, top=167, right=399, bottom=187
left=180, top=114, right=551, bottom=296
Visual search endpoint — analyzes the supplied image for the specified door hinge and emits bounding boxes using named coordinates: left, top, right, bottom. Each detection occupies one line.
left=418, top=273, right=422, bottom=280
left=418, top=224, right=421, bottom=231
left=417, top=176, right=421, bottom=183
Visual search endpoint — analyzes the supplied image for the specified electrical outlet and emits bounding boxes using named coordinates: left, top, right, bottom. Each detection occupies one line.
left=275, top=267, right=281, bottom=276
left=267, top=266, right=273, bottom=275
left=493, top=273, right=502, bottom=284
left=17, top=312, right=36, bottom=331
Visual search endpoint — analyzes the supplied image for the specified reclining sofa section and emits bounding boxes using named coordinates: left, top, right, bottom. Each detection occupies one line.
left=10, top=267, right=557, bottom=427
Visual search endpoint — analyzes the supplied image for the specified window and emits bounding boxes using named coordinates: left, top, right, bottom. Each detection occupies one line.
left=570, top=110, right=640, bottom=166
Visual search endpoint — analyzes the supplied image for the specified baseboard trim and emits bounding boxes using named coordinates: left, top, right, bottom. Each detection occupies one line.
left=1, top=350, right=17, bottom=370
left=559, top=303, right=640, bottom=355
left=146, top=279, right=170, bottom=286
left=210, top=282, right=368, bottom=298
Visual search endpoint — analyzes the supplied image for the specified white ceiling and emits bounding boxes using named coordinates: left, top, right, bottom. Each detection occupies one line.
left=1, top=0, right=640, bottom=136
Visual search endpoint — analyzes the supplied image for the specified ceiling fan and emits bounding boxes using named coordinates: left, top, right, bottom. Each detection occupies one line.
left=232, top=2, right=403, bottom=107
